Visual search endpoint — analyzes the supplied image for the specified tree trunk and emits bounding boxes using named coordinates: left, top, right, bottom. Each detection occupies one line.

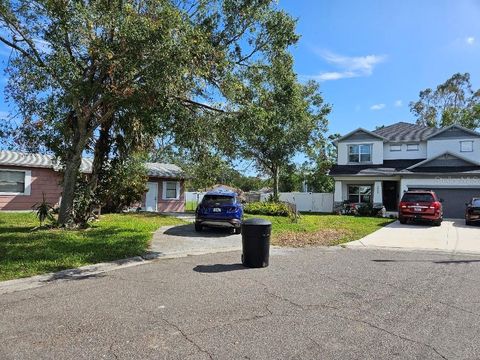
left=57, top=119, right=89, bottom=226
left=86, top=119, right=113, bottom=215
left=272, top=165, right=280, bottom=200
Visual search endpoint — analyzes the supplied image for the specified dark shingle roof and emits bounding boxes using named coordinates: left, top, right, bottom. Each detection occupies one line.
left=372, top=122, right=439, bottom=142
left=329, top=159, right=425, bottom=176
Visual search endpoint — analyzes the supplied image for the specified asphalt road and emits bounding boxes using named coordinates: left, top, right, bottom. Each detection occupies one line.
left=2, top=247, right=480, bottom=359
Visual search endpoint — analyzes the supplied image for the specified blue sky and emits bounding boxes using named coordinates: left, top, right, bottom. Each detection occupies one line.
left=280, top=0, right=480, bottom=136
left=0, top=0, right=479, bottom=174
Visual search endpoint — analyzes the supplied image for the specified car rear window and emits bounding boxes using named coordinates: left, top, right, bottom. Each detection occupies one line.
left=472, top=199, right=480, bottom=207
left=202, top=195, right=235, bottom=206
left=401, top=193, right=435, bottom=203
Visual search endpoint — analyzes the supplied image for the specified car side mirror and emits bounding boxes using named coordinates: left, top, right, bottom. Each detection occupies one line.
left=439, top=199, right=444, bottom=203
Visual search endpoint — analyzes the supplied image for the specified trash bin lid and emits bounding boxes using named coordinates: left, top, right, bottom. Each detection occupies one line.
left=243, top=218, right=272, bottom=226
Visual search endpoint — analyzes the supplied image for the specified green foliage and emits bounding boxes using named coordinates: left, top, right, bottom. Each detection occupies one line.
left=410, top=73, right=480, bottom=129
left=71, top=177, right=97, bottom=228
left=99, top=155, right=149, bottom=213
left=356, top=203, right=374, bottom=217
left=153, top=148, right=269, bottom=192
left=32, top=193, right=54, bottom=226
left=0, top=212, right=185, bottom=281
left=233, top=52, right=331, bottom=196
left=244, top=201, right=293, bottom=217
left=0, top=0, right=300, bottom=225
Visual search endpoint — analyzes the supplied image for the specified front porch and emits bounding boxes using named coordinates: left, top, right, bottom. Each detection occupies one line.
left=333, top=177, right=401, bottom=213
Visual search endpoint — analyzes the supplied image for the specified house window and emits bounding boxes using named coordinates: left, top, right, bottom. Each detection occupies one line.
left=460, top=140, right=473, bottom=152
left=406, top=144, right=419, bottom=151
left=348, top=185, right=372, bottom=204
left=163, top=181, right=180, bottom=200
left=0, top=170, right=27, bottom=194
left=390, top=144, right=402, bottom=152
left=348, top=144, right=372, bottom=163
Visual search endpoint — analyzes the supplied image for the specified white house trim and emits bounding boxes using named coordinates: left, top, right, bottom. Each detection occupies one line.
left=333, top=127, right=387, bottom=144
left=425, top=124, right=480, bottom=140
left=162, top=180, right=181, bottom=200
left=0, top=168, right=31, bottom=196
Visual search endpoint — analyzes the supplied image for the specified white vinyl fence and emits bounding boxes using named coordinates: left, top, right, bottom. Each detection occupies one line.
left=185, top=191, right=333, bottom=213
left=278, top=192, right=333, bottom=213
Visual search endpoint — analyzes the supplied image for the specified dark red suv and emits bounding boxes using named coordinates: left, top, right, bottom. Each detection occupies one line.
left=398, top=190, right=443, bottom=226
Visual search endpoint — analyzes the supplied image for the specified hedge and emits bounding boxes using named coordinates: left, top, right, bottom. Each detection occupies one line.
left=243, top=201, right=293, bottom=217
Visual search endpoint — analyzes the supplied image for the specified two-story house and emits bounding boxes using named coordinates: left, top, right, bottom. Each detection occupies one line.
left=330, top=122, right=480, bottom=218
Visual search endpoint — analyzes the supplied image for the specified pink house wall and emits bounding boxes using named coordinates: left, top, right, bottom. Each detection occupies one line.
left=141, top=177, right=185, bottom=212
left=0, top=165, right=63, bottom=211
left=0, top=166, right=185, bottom=212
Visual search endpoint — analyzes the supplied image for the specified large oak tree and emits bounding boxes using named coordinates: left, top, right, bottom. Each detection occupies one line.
left=0, top=0, right=298, bottom=225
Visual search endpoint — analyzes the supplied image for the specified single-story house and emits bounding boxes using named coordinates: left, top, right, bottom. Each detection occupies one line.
left=0, top=150, right=185, bottom=212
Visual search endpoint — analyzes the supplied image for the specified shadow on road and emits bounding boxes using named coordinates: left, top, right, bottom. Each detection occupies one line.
left=164, top=224, right=234, bottom=238
left=373, top=259, right=480, bottom=265
left=193, top=263, right=248, bottom=273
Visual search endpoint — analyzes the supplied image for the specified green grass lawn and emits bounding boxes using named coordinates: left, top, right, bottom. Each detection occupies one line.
left=0, top=212, right=184, bottom=281
left=245, top=213, right=394, bottom=247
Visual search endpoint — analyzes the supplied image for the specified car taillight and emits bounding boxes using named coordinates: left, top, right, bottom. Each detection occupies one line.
left=432, top=202, right=441, bottom=211
left=399, top=202, right=407, bottom=209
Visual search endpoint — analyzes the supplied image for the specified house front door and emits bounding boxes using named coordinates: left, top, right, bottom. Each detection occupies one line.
left=145, top=182, right=158, bottom=212
left=382, top=181, right=399, bottom=211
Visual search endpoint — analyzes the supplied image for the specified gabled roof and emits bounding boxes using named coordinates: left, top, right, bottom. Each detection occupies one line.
left=372, top=122, right=440, bottom=142
left=425, top=124, right=480, bottom=140
left=334, top=127, right=387, bottom=144
left=0, top=150, right=185, bottom=179
left=406, top=151, right=480, bottom=170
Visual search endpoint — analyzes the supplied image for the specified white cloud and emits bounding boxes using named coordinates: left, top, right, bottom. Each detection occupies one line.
left=310, top=71, right=356, bottom=81
left=394, top=100, right=403, bottom=107
left=370, top=104, right=386, bottom=110
left=304, top=50, right=387, bottom=82
left=466, top=36, right=475, bottom=45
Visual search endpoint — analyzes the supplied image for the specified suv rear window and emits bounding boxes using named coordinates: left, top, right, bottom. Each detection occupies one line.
left=401, top=193, right=435, bottom=203
left=202, top=195, right=235, bottom=206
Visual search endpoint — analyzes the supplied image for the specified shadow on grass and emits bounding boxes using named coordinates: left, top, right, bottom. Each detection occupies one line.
left=193, top=263, right=248, bottom=273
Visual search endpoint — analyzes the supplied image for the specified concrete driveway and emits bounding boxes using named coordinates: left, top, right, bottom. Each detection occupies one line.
left=346, top=219, right=480, bottom=254
left=147, top=223, right=241, bottom=259
left=2, top=248, right=480, bottom=359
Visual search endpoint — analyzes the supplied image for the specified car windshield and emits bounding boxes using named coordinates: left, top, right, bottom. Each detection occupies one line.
left=472, top=199, right=480, bottom=207
left=402, top=193, right=435, bottom=203
left=202, top=195, right=235, bottom=206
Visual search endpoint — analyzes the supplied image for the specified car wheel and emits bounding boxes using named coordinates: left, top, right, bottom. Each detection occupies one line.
left=433, top=219, right=442, bottom=226
left=194, top=223, right=202, bottom=232
left=466, top=220, right=472, bottom=226
left=234, top=227, right=242, bottom=235
left=399, top=217, right=407, bottom=224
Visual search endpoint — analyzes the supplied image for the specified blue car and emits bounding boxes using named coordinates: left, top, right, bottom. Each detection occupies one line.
left=195, top=189, right=243, bottom=234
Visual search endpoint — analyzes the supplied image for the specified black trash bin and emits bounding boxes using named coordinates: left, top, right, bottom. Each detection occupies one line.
left=241, top=218, right=271, bottom=268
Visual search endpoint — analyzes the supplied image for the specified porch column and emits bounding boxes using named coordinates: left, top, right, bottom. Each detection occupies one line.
left=373, top=181, right=383, bottom=207
left=333, top=181, right=343, bottom=213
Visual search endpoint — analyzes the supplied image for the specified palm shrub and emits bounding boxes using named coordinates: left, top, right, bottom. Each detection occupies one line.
left=32, top=193, right=55, bottom=226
